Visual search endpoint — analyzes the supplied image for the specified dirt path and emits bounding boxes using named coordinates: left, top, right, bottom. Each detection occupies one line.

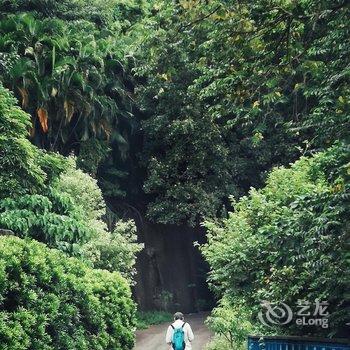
left=134, top=313, right=213, bottom=350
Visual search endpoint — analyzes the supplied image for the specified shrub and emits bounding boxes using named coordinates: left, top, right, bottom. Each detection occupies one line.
left=51, top=164, right=144, bottom=280
left=0, top=236, right=136, bottom=350
left=81, top=220, right=143, bottom=282
left=201, top=144, right=350, bottom=338
left=206, top=297, right=253, bottom=349
left=52, top=162, right=108, bottom=235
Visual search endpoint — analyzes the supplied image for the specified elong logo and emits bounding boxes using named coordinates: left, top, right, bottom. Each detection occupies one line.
left=258, top=300, right=329, bottom=329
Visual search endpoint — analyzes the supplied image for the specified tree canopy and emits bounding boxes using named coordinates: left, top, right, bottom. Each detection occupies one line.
left=134, top=0, right=349, bottom=225
left=2, top=0, right=348, bottom=225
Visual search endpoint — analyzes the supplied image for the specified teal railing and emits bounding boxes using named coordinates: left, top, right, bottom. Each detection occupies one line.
left=248, top=336, right=350, bottom=350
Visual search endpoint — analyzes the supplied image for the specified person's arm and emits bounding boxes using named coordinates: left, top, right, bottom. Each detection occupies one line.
left=166, top=325, right=173, bottom=345
left=186, top=323, right=194, bottom=342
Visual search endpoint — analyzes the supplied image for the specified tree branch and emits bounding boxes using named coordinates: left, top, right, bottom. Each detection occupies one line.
left=178, top=5, right=222, bottom=32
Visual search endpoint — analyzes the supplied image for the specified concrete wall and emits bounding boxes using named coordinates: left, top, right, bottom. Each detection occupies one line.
left=133, top=223, right=213, bottom=313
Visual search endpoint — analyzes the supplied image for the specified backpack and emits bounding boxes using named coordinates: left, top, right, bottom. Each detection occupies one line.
left=171, top=322, right=186, bottom=350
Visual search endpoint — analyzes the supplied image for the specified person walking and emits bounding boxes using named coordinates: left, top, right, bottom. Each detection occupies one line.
left=166, top=312, right=194, bottom=350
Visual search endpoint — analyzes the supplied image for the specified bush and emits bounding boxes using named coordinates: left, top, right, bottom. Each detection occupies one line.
left=52, top=164, right=144, bottom=280
left=52, top=162, right=108, bottom=235
left=206, top=297, right=253, bottom=349
left=81, top=220, right=144, bottom=283
left=201, top=144, right=350, bottom=338
left=0, top=236, right=136, bottom=350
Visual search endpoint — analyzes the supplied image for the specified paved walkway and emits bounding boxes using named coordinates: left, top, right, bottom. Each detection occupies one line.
left=134, top=312, right=213, bottom=350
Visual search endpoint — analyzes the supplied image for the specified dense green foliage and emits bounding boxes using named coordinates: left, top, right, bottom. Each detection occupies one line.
left=0, top=82, right=51, bottom=197
left=205, top=297, right=252, bottom=350
left=0, top=12, right=133, bottom=153
left=52, top=165, right=108, bottom=235
left=0, top=191, right=94, bottom=254
left=0, top=236, right=135, bottom=350
left=52, top=165, right=143, bottom=281
left=1, top=0, right=350, bottom=346
left=0, top=86, right=88, bottom=256
left=134, top=0, right=349, bottom=225
left=1, top=0, right=349, bottom=224
left=0, top=82, right=142, bottom=274
left=0, top=0, right=145, bottom=28
left=2, top=0, right=348, bottom=226
left=0, top=0, right=146, bottom=200
left=0, top=82, right=140, bottom=348
left=82, top=220, right=143, bottom=282
left=201, top=144, right=350, bottom=341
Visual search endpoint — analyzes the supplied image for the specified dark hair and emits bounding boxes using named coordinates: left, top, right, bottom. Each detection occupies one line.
left=174, top=312, right=184, bottom=320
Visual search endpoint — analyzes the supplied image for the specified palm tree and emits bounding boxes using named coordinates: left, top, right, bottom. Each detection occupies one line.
left=0, top=14, right=136, bottom=158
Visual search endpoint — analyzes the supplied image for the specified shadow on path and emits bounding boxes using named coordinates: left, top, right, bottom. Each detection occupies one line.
left=134, top=312, right=213, bottom=350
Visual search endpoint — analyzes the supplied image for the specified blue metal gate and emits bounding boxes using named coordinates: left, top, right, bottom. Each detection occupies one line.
left=248, top=336, right=350, bottom=350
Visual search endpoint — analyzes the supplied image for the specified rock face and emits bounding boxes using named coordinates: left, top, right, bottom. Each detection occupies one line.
left=133, top=223, right=213, bottom=313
